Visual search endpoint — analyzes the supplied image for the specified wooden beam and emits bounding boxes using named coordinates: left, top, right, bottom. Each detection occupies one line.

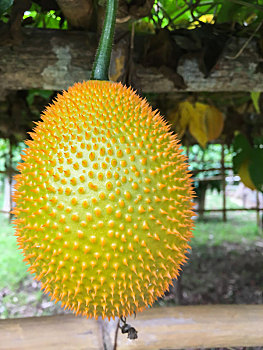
left=116, top=305, right=263, bottom=349
left=0, top=314, right=104, bottom=350
left=0, top=28, right=263, bottom=99
left=0, top=28, right=96, bottom=100
left=1, top=305, right=263, bottom=349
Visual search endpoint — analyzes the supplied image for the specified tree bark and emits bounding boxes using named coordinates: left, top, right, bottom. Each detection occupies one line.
left=0, top=28, right=263, bottom=99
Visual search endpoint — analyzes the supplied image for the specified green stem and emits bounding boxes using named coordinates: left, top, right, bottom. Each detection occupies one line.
left=91, top=0, right=118, bottom=81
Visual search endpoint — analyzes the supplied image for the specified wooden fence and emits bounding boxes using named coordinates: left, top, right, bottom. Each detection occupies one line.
left=191, top=144, right=263, bottom=229
left=1, top=305, right=263, bottom=350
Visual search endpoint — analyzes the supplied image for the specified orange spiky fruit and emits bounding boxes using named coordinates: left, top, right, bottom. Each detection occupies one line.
left=13, top=80, right=194, bottom=319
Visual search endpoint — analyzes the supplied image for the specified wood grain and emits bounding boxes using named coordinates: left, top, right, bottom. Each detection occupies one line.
left=1, top=305, right=263, bottom=350
left=116, top=305, right=263, bottom=349
left=0, top=314, right=104, bottom=350
left=0, top=28, right=263, bottom=99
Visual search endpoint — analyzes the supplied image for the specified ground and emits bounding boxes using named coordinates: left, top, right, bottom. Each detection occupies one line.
left=163, top=240, right=263, bottom=306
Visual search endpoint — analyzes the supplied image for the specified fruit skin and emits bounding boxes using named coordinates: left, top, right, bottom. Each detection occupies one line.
left=13, top=80, right=194, bottom=320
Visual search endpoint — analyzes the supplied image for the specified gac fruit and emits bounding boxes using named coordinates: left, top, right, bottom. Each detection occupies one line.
left=13, top=80, right=194, bottom=319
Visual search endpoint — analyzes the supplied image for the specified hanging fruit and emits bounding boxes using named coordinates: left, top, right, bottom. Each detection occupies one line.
left=12, top=0, right=194, bottom=321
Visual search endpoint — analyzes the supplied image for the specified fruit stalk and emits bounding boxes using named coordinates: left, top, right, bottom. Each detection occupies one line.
left=91, top=0, right=118, bottom=81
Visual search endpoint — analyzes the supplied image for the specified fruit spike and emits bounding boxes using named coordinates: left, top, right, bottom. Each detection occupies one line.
left=13, top=80, right=194, bottom=320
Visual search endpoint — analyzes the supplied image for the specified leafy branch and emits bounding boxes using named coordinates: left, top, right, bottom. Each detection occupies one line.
left=146, top=0, right=263, bottom=31
left=220, top=0, right=263, bottom=12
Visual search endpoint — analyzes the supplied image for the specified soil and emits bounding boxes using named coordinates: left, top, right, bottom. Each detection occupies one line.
left=162, top=240, right=263, bottom=306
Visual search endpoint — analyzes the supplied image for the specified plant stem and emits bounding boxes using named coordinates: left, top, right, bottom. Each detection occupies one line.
left=91, top=0, right=118, bottom=81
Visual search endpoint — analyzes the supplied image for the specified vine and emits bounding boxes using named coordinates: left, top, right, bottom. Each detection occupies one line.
left=91, top=0, right=118, bottom=81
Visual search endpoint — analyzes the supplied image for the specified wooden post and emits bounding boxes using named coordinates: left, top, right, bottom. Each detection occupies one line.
left=256, top=191, right=260, bottom=227
left=175, top=273, right=183, bottom=305
left=257, top=191, right=263, bottom=235
left=98, top=318, right=119, bottom=350
left=221, top=143, right=226, bottom=222
left=8, top=138, right=13, bottom=223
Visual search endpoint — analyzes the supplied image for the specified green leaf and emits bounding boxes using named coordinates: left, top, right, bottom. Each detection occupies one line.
left=216, top=0, right=263, bottom=24
left=232, top=133, right=252, bottom=172
left=249, top=148, right=263, bottom=192
left=26, top=89, right=53, bottom=105
left=216, top=1, right=241, bottom=23
left=251, top=91, right=261, bottom=114
left=0, top=0, right=13, bottom=15
left=232, top=133, right=252, bottom=153
left=233, top=152, right=247, bottom=173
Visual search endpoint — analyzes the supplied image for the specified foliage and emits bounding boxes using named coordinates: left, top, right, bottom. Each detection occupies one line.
left=0, top=139, right=10, bottom=179
left=0, top=0, right=13, bottom=16
left=251, top=91, right=261, bottom=114
left=186, top=144, right=232, bottom=175
left=0, top=140, right=24, bottom=186
left=0, top=2, right=67, bottom=29
left=26, top=89, right=53, bottom=106
left=169, top=100, right=224, bottom=148
left=146, top=0, right=263, bottom=31
left=0, top=0, right=262, bottom=33
left=233, top=133, right=263, bottom=192
left=22, top=3, right=67, bottom=29
left=0, top=216, right=27, bottom=290
left=184, top=143, right=233, bottom=198
left=193, top=216, right=260, bottom=246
